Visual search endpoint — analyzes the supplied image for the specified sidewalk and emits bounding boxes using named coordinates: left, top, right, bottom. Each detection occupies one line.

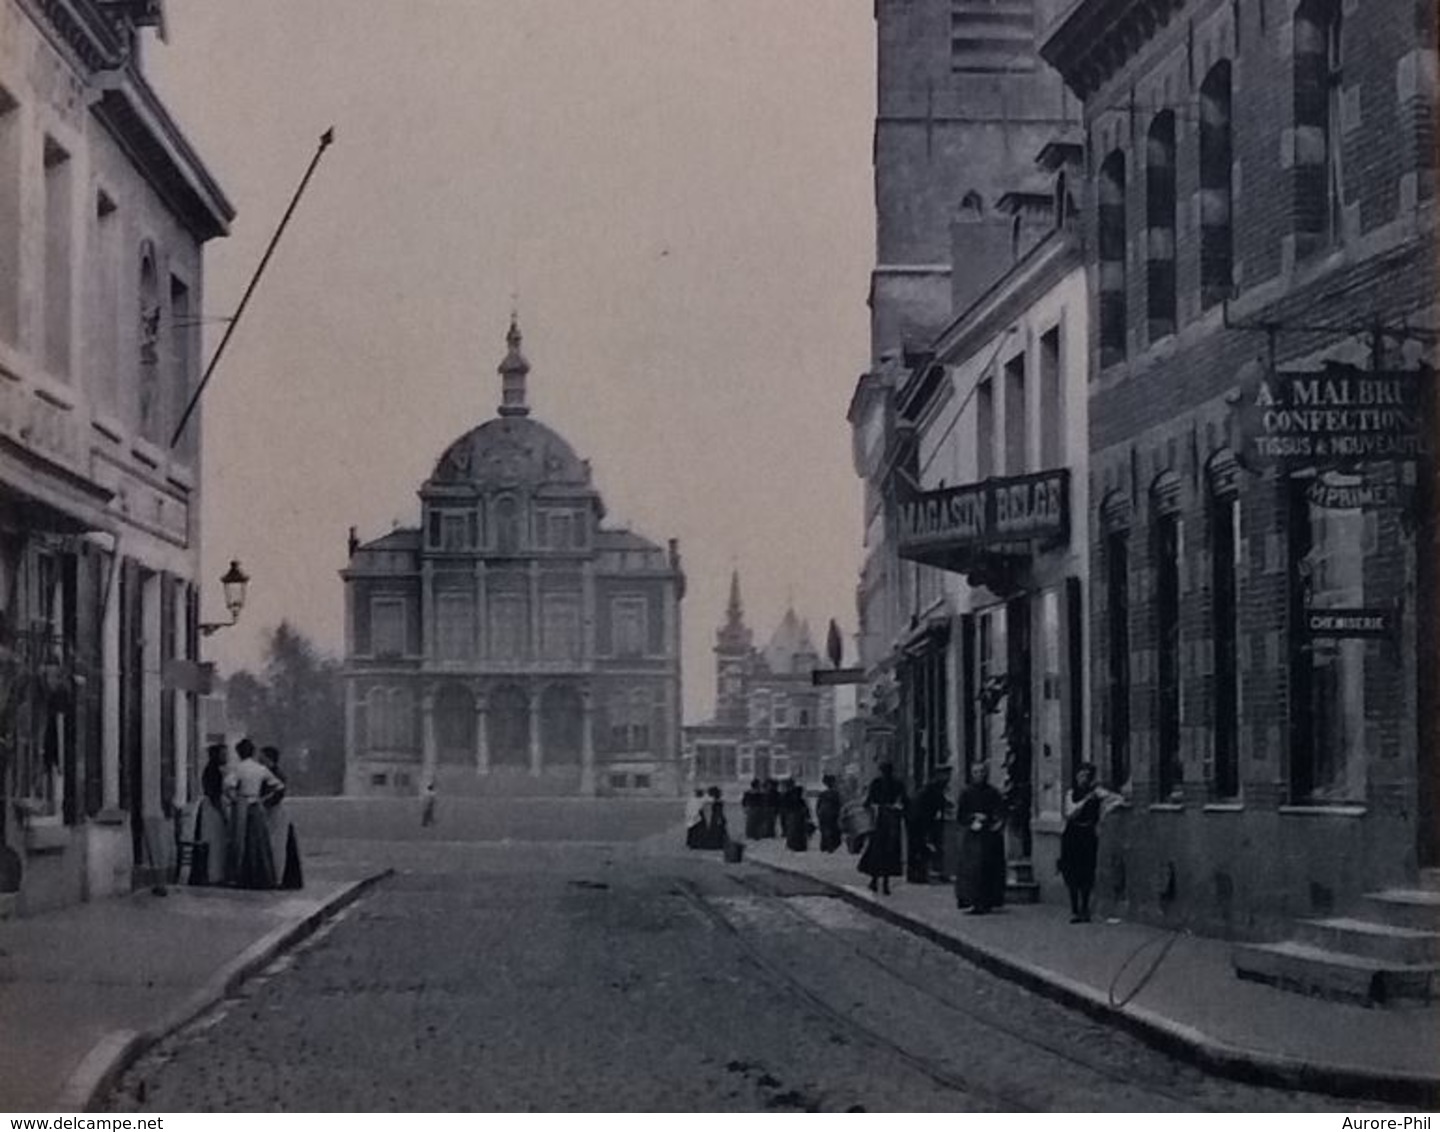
left=744, top=841, right=1440, bottom=1104
left=0, top=859, right=390, bottom=1113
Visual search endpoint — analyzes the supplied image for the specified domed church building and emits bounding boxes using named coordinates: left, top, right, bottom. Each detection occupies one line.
left=340, top=319, right=685, bottom=797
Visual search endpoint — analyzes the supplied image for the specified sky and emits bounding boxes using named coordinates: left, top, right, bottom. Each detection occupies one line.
left=145, top=0, right=875, bottom=723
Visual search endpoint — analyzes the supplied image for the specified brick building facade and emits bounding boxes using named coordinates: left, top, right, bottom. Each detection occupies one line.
left=1042, top=0, right=1437, bottom=940
left=341, top=320, right=685, bottom=799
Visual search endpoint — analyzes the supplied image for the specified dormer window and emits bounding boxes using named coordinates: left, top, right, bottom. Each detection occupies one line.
left=428, top=508, right=475, bottom=551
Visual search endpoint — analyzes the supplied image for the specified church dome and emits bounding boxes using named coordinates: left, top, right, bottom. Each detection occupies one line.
left=426, top=315, right=592, bottom=490
left=430, top=415, right=589, bottom=488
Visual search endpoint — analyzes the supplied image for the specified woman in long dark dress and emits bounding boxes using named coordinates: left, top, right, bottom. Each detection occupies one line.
left=760, top=779, right=780, bottom=839
left=1058, top=763, right=1118, bottom=922
left=781, top=781, right=813, bottom=851
left=741, top=779, right=764, bottom=840
left=815, top=775, right=843, bottom=853
left=190, top=744, right=230, bottom=885
left=703, top=785, right=728, bottom=849
left=225, top=739, right=281, bottom=890
left=858, top=762, right=907, bottom=894
left=261, top=746, right=304, bottom=890
left=955, top=762, right=1006, bottom=914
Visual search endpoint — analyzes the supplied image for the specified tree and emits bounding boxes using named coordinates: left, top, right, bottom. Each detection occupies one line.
left=225, top=622, right=345, bottom=794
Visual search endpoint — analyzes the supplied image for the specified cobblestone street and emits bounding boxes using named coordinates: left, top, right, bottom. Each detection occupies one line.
left=101, top=833, right=1352, bottom=1112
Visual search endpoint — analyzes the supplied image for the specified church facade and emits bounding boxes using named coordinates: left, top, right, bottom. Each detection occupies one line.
left=683, top=574, right=837, bottom=791
left=341, top=320, right=685, bottom=798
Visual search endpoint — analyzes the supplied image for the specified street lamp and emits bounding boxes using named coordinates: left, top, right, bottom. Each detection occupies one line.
left=200, top=560, right=250, bottom=637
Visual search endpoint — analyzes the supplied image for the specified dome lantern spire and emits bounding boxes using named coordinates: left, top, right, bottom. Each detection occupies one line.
left=498, top=312, right=531, bottom=417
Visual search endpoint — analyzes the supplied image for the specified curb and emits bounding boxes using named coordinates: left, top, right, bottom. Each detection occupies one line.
left=57, top=869, right=393, bottom=1113
left=751, top=855, right=1440, bottom=1107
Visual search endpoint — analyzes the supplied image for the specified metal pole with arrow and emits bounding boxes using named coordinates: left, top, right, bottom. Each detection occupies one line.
left=169, top=127, right=336, bottom=450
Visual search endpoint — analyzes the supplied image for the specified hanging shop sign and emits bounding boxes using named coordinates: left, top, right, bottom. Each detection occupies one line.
left=1304, top=471, right=1410, bottom=511
left=1233, top=365, right=1429, bottom=467
left=897, top=469, right=1069, bottom=564
left=1303, top=607, right=1397, bottom=638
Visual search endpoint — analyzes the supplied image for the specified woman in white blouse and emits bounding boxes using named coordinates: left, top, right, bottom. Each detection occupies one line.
left=225, top=739, right=282, bottom=888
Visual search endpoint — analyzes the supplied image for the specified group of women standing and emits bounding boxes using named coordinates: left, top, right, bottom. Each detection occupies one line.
left=854, top=759, right=1118, bottom=920
left=191, top=738, right=304, bottom=891
left=738, top=777, right=844, bottom=853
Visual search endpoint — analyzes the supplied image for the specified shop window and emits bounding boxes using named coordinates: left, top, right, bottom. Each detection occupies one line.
left=1153, top=477, right=1183, bottom=800
left=1145, top=114, right=1177, bottom=342
left=1098, top=150, right=1129, bottom=368
left=370, top=772, right=388, bottom=787
left=609, top=773, right=629, bottom=790
left=1209, top=455, right=1240, bottom=799
left=1293, top=0, right=1344, bottom=254
left=1293, top=476, right=1367, bottom=802
left=1105, top=520, right=1132, bottom=789
left=43, top=137, right=72, bottom=379
left=633, top=773, right=652, bottom=790
left=1199, top=63, right=1234, bottom=309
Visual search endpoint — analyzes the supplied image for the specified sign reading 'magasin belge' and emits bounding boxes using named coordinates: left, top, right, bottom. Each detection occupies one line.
left=897, top=469, right=1070, bottom=559
left=1235, top=365, right=1429, bottom=466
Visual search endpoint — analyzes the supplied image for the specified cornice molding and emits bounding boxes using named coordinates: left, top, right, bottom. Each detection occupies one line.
left=1041, top=0, right=1186, bottom=100
left=21, top=0, right=125, bottom=74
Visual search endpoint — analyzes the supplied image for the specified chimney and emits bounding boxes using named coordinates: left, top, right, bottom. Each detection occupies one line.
left=950, top=214, right=1018, bottom=319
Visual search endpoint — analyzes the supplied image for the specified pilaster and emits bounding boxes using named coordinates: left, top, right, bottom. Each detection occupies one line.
left=529, top=685, right=542, bottom=776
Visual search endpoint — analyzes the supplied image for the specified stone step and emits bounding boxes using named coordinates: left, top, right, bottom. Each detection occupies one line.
left=1420, top=868, right=1440, bottom=894
left=1005, top=880, right=1041, bottom=905
left=1295, top=916, right=1440, bottom=965
left=1233, top=940, right=1440, bottom=1005
left=1362, top=889, right=1440, bottom=932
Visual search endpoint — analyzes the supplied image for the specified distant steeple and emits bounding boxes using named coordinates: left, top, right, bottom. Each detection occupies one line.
left=716, top=569, right=752, bottom=653
left=498, top=313, right=531, bottom=417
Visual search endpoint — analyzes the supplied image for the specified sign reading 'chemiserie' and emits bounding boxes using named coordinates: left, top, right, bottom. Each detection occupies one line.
left=898, top=470, right=1070, bottom=556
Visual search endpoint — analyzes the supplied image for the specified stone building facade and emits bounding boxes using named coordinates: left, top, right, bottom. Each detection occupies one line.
left=682, top=573, right=836, bottom=791
left=0, top=0, right=232, bottom=914
left=1041, top=0, right=1437, bottom=941
left=341, top=321, right=685, bottom=798
left=852, top=0, right=1083, bottom=788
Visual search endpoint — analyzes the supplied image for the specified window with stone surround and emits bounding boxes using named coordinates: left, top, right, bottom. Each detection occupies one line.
left=540, top=592, right=581, bottom=660
left=1292, top=0, right=1344, bottom=254
left=1153, top=475, right=1183, bottom=801
left=1103, top=501, right=1132, bottom=790
left=1039, top=325, right=1062, bottom=468
left=435, top=591, right=474, bottom=661
left=1209, top=454, right=1241, bottom=799
left=612, top=595, right=646, bottom=658
left=1098, top=150, right=1129, bottom=368
left=1199, top=62, right=1235, bottom=309
left=488, top=592, right=528, bottom=660
left=43, top=137, right=73, bottom=380
left=371, top=596, right=406, bottom=658
left=1145, top=112, right=1177, bottom=342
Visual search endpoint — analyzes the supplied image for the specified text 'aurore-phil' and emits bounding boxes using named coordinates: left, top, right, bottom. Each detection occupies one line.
left=897, top=470, right=1070, bottom=553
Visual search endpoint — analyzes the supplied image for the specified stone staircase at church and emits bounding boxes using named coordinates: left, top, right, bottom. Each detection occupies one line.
left=1232, top=868, right=1440, bottom=1005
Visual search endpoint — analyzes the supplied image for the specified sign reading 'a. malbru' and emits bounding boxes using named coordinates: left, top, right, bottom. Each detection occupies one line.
left=898, top=469, right=1070, bottom=559
left=1237, top=367, right=1428, bottom=465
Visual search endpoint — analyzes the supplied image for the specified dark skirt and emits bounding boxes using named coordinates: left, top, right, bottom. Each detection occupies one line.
left=956, top=828, right=1005, bottom=910
left=783, top=811, right=810, bottom=851
left=1058, top=823, right=1098, bottom=890
left=818, top=820, right=842, bottom=853
left=280, top=826, right=304, bottom=890
left=686, top=819, right=705, bottom=849
left=232, top=803, right=278, bottom=890
left=858, top=809, right=904, bottom=878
